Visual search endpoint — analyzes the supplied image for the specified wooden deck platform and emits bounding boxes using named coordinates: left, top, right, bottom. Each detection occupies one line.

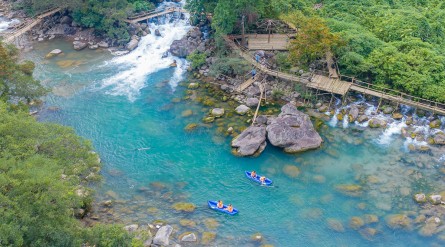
left=246, top=34, right=290, bottom=51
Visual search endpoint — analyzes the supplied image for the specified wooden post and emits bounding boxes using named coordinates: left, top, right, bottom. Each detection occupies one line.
left=376, top=97, right=383, bottom=113
left=328, top=93, right=334, bottom=110
left=241, top=15, right=246, bottom=47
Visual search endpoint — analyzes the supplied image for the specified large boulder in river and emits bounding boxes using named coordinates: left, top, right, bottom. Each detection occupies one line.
left=246, top=97, right=259, bottom=107
left=170, top=27, right=203, bottom=58
left=153, top=225, right=173, bottom=246
left=73, top=41, right=87, bottom=50
left=126, top=38, right=139, bottom=51
left=231, top=126, right=267, bottom=156
left=348, top=105, right=359, bottom=122
left=266, top=103, right=322, bottom=153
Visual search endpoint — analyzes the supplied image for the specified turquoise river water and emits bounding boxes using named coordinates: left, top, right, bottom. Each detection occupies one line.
left=21, top=17, right=445, bottom=247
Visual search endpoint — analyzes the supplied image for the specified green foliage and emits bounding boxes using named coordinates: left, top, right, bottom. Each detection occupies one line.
left=0, top=42, right=47, bottom=102
left=209, top=57, right=250, bottom=77
left=275, top=52, right=293, bottom=71
left=187, top=52, right=207, bottom=70
left=83, top=224, right=133, bottom=247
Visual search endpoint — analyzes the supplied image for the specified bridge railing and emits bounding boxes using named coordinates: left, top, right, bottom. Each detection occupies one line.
left=337, top=74, right=445, bottom=111
left=127, top=7, right=181, bottom=20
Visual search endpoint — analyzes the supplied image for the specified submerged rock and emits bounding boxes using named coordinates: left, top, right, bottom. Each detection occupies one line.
left=283, top=165, right=300, bottom=178
left=359, top=227, right=378, bottom=241
left=172, top=202, right=196, bottom=212
left=386, top=214, right=412, bottom=229
left=201, top=232, right=216, bottom=245
left=335, top=184, right=363, bottom=197
left=327, top=218, right=345, bottom=232
left=45, top=49, right=62, bottom=59
left=188, top=82, right=199, bottom=89
left=153, top=225, right=173, bottom=246
left=349, top=216, right=365, bottom=230
left=179, top=232, right=197, bottom=242
left=231, top=126, right=267, bottom=156
left=266, top=103, right=322, bottom=153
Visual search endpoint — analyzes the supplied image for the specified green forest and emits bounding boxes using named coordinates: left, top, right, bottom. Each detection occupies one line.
left=0, top=42, right=141, bottom=246
left=188, top=0, right=445, bottom=102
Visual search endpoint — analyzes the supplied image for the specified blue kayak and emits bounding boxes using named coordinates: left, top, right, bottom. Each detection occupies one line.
left=208, top=201, right=238, bottom=215
left=245, top=171, right=273, bottom=186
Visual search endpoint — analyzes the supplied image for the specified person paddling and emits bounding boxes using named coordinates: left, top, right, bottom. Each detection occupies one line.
left=250, top=171, right=257, bottom=178
left=260, top=176, right=266, bottom=184
left=226, top=204, right=234, bottom=213
left=217, top=200, right=224, bottom=209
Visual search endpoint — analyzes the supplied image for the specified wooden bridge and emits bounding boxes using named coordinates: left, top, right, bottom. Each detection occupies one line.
left=1, top=7, right=61, bottom=43
left=224, top=35, right=445, bottom=115
left=125, top=7, right=187, bottom=23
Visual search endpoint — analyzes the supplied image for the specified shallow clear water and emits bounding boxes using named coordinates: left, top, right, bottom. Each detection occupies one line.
left=23, top=20, right=445, bottom=247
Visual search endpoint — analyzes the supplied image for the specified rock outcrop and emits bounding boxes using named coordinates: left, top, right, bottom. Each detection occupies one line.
left=266, top=103, right=322, bottom=153
left=153, top=225, right=173, bottom=246
left=73, top=41, right=87, bottom=50
left=231, top=126, right=267, bottom=156
left=170, top=27, right=203, bottom=58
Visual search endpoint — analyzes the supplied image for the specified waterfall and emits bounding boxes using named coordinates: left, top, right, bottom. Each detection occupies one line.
left=101, top=0, right=191, bottom=101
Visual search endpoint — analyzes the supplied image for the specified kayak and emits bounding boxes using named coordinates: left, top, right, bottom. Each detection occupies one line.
left=245, top=171, right=273, bottom=186
left=208, top=201, right=239, bottom=215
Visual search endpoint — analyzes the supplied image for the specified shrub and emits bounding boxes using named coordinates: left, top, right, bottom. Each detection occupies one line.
left=187, top=51, right=207, bottom=70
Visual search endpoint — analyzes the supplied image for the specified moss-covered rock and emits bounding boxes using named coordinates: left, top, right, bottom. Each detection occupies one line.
left=368, top=118, right=387, bottom=128
left=201, top=232, right=216, bottom=245
left=327, top=218, right=345, bottom=232
left=203, top=218, right=219, bottom=229
left=179, top=219, right=197, bottom=228
left=349, top=216, right=365, bottom=230
left=335, top=184, right=363, bottom=197
left=181, top=109, right=193, bottom=117
left=386, top=214, right=412, bottom=229
left=202, top=116, right=215, bottom=123
left=429, top=119, right=441, bottom=128
left=188, top=83, right=199, bottom=89
left=171, top=202, right=196, bottom=212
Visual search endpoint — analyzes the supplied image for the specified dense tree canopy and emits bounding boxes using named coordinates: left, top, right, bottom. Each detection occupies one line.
left=0, top=41, right=136, bottom=246
left=188, top=0, right=445, bottom=101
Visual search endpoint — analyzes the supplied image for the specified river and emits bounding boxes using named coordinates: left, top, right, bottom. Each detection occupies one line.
left=14, top=2, right=445, bottom=246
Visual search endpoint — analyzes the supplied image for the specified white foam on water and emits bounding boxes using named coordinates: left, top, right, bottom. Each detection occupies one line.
left=342, top=115, right=349, bottom=129
left=377, top=120, right=407, bottom=145
left=328, top=109, right=339, bottom=127
left=0, top=17, right=19, bottom=32
left=101, top=1, right=191, bottom=101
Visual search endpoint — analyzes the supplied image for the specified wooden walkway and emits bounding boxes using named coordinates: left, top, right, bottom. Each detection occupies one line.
left=125, top=7, right=187, bottom=23
left=236, top=77, right=256, bottom=92
left=308, top=75, right=350, bottom=95
left=2, top=7, right=61, bottom=43
left=224, top=35, right=445, bottom=115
